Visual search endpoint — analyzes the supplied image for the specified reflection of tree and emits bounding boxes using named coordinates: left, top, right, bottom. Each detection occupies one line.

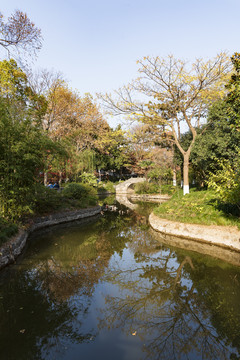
left=0, top=212, right=132, bottom=360
left=0, top=268, right=95, bottom=360
left=1, top=201, right=240, bottom=360
left=100, top=243, right=240, bottom=360
left=27, top=213, right=131, bottom=302
left=184, top=257, right=240, bottom=359
left=35, top=233, right=110, bottom=302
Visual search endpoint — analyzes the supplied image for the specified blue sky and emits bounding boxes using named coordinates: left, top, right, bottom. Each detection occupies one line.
left=1, top=0, right=240, bottom=126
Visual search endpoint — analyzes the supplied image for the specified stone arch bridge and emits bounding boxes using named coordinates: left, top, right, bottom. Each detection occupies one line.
left=115, top=177, right=145, bottom=194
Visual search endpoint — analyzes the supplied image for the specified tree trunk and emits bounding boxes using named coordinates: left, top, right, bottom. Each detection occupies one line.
left=59, top=171, right=62, bottom=187
left=44, top=171, right=48, bottom=186
left=183, top=154, right=190, bottom=195
left=173, top=166, right=177, bottom=187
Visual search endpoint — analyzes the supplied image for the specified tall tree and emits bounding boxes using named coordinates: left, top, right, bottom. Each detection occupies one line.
left=0, top=10, right=42, bottom=60
left=0, top=58, right=49, bottom=124
left=206, top=53, right=240, bottom=209
left=26, top=68, right=64, bottom=125
left=99, top=53, right=231, bottom=194
left=226, top=52, right=240, bottom=130
left=0, top=98, right=50, bottom=220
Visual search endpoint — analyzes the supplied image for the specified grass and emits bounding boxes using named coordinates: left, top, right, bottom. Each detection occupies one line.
left=154, top=188, right=240, bottom=228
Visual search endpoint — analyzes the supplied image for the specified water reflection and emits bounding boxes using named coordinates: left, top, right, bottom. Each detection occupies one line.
left=0, top=201, right=240, bottom=360
left=101, top=234, right=240, bottom=359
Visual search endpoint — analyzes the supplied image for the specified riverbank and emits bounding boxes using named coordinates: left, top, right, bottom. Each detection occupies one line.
left=149, top=212, right=240, bottom=253
left=153, top=189, right=240, bottom=228
left=130, top=194, right=171, bottom=202
left=0, top=206, right=101, bottom=271
left=149, top=188, right=240, bottom=254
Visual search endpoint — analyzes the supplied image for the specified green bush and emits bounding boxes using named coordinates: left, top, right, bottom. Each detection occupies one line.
left=62, top=182, right=97, bottom=200
left=97, top=181, right=116, bottom=194
left=104, top=181, right=116, bottom=193
left=33, top=185, right=62, bottom=214
left=135, top=182, right=177, bottom=195
left=160, top=184, right=178, bottom=195
left=0, top=217, right=18, bottom=246
left=80, top=172, right=98, bottom=186
left=208, top=159, right=240, bottom=209
left=135, top=181, right=160, bottom=194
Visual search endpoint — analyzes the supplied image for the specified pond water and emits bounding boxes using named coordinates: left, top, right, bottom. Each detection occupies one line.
left=1, top=199, right=240, bottom=360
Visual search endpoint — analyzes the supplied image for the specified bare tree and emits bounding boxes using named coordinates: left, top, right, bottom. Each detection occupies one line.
left=99, top=53, right=232, bottom=194
left=0, top=10, right=42, bottom=60
left=26, top=68, right=65, bottom=130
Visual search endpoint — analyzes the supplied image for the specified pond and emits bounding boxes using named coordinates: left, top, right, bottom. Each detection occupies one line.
left=0, top=199, right=240, bottom=360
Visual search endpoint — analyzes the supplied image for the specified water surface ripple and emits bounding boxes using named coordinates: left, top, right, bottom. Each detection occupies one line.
left=0, top=200, right=240, bottom=360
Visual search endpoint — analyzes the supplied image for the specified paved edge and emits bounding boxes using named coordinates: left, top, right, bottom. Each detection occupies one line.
left=130, top=194, right=171, bottom=201
left=0, top=206, right=101, bottom=271
left=149, top=212, right=240, bottom=253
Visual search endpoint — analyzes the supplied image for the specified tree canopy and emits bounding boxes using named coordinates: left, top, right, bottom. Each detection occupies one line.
left=99, top=53, right=232, bottom=194
left=0, top=10, right=42, bottom=59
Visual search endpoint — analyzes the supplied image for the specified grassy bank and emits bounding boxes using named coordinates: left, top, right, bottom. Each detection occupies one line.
left=154, top=188, right=240, bottom=228
left=0, top=182, right=99, bottom=247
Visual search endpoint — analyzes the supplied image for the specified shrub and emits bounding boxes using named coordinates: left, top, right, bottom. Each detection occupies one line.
left=0, top=217, right=18, bottom=246
left=160, top=184, right=178, bottom=195
left=208, top=159, right=240, bottom=209
left=104, top=181, right=116, bottom=193
left=80, top=172, right=98, bottom=186
left=97, top=181, right=116, bottom=194
left=135, top=181, right=177, bottom=195
left=62, top=182, right=97, bottom=200
left=135, top=181, right=160, bottom=194
left=33, top=185, right=62, bottom=214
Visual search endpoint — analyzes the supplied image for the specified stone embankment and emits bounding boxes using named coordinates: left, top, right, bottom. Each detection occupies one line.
left=130, top=194, right=171, bottom=201
left=0, top=206, right=101, bottom=271
left=149, top=213, right=240, bottom=265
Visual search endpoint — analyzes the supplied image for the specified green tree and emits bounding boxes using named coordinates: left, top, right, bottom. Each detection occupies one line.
left=99, top=53, right=231, bottom=194
left=191, top=100, right=240, bottom=186
left=226, top=52, right=240, bottom=130
left=0, top=58, right=48, bottom=123
left=0, top=99, right=52, bottom=220
left=205, top=53, right=240, bottom=209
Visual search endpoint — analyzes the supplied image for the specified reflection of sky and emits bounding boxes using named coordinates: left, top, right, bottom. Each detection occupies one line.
left=1, top=210, right=240, bottom=360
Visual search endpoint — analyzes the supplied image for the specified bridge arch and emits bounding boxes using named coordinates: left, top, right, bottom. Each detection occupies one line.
left=115, top=177, right=145, bottom=194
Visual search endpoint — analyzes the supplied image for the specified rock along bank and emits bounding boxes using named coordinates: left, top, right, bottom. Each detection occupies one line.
left=0, top=206, right=101, bottom=271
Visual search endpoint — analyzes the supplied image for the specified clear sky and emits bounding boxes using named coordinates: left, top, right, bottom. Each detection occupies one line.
left=1, top=0, right=239, bottom=127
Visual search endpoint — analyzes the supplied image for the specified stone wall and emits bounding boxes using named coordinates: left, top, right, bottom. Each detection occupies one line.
left=0, top=206, right=101, bottom=271
left=149, top=212, right=240, bottom=254
left=130, top=194, right=171, bottom=201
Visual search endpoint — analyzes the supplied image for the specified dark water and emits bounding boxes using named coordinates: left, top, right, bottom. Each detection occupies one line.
left=1, top=200, right=240, bottom=360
